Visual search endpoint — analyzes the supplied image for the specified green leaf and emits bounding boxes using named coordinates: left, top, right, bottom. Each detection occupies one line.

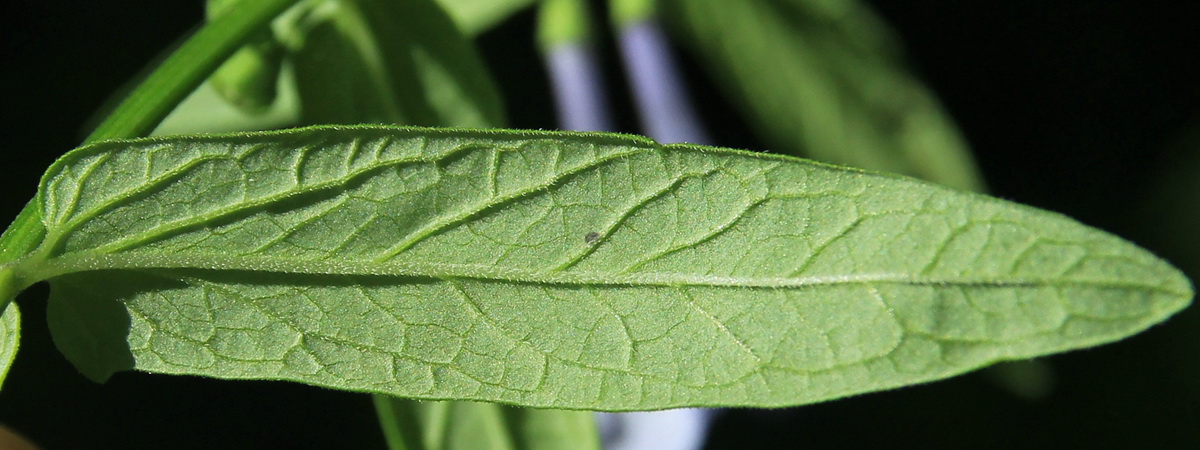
left=153, top=71, right=301, bottom=135
left=661, top=0, right=985, bottom=191
left=284, top=1, right=522, bottom=446
left=207, top=38, right=286, bottom=114
left=292, top=0, right=505, bottom=127
left=435, top=0, right=538, bottom=36
left=0, top=302, right=17, bottom=390
left=17, top=126, right=1189, bottom=410
left=206, top=0, right=287, bottom=113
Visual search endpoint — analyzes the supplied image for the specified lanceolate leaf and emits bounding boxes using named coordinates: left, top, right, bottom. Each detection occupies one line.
left=12, top=126, right=1189, bottom=410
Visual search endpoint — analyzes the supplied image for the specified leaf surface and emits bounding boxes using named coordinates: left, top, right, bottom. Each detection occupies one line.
left=21, top=126, right=1190, bottom=410
left=284, top=1, right=531, bottom=444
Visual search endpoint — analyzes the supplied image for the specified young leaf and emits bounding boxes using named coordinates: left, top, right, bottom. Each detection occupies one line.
left=153, top=75, right=301, bottom=136
left=292, top=0, right=505, bottom=127
left=0, top=302, right=17, bottom=390
left=660, top=0, right=985, bottom=191
left=14, top=126, right=1189, bottom=410
left=206, top=0, right=287, bottom=113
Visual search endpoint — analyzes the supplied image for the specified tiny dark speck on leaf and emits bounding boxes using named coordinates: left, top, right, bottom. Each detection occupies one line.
left=584, top=231, right=600, bottom=244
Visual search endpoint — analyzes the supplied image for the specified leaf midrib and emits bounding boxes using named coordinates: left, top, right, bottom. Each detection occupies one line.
left=28, top=251, right=1188, bottom=296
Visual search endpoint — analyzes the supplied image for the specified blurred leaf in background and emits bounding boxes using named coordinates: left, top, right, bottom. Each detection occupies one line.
left=660, top=0, right=984, bottom=192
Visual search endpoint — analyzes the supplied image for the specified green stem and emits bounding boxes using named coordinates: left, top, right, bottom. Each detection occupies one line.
left=86, top=0, right=302, bottom=143
left=419, top=401, right=451, bottom=448
left=0, top=0, right=302, bottom=312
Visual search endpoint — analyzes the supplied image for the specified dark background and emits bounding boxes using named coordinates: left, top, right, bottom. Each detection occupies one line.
left=3, top=1, right=1200, bottom=448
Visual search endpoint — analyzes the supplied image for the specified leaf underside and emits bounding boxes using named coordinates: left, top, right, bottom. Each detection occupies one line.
left=26, top=126, right=1190, bottom=410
